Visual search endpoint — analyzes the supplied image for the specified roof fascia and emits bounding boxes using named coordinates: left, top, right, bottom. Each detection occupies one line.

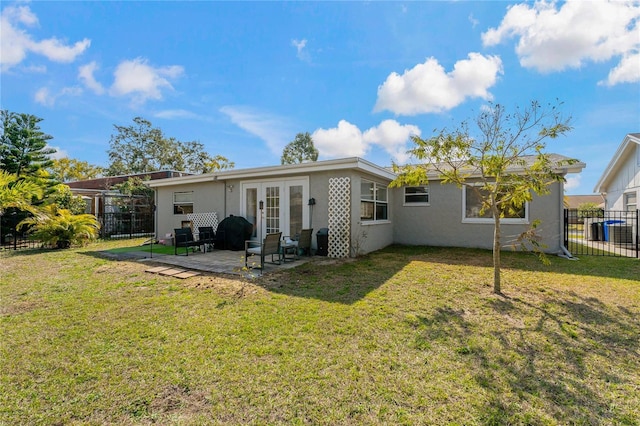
left=593, top=134, right=639, bottom=193
left=148, top=157, right=396, bottom=188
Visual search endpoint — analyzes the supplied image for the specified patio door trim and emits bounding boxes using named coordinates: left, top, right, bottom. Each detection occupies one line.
left=241, top=177, right=309, bottom=242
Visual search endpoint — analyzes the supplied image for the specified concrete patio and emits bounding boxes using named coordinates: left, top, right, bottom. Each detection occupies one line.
left=108, top=247, right=315, bottom=276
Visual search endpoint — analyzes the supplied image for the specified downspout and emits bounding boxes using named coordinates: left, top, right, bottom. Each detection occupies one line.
left=222, top=179, right=227, bottom=219
left=154, top=189, right=159, bottom=240
left=559, top=178, right=577, bottom=260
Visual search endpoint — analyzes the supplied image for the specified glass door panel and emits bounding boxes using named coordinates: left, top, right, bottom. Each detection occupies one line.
left=245, top=187, right=258, bottom=238
left=288, top=185, right=303, bottom=238
left=265, top=185, right=280, bottom=234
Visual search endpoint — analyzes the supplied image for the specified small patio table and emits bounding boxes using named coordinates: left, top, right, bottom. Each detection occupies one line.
left=281, top=239, right=298, bottom=262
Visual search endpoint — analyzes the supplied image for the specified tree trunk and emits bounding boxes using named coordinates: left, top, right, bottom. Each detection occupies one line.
left=493, top=214, right=502, bottom=294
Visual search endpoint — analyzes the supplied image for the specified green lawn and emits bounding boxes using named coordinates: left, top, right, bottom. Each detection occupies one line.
left=1, top=240, right=639, bottom=425
left=101, top=240, right=177, bottom=256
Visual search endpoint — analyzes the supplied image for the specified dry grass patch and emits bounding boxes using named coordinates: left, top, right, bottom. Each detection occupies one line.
left=1, top=241, right=638, bottom=425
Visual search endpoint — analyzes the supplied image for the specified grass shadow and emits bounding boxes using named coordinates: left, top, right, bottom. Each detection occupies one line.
left=418, top=289, right=640, bottom=423
left=263, top=254, right=406, bottom=304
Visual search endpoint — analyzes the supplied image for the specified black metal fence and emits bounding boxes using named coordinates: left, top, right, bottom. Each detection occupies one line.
left=1, top=192, right=155, bottom=251
left=98, top=211, right=154, bottom=239
left=99, top=193, right=154, bottom=239
left=0, top=235, right=40, bottom=251
left=564, top=209, right=639, bottom=258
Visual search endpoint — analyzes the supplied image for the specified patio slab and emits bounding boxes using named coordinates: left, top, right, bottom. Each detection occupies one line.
left=131, top=248, right=314, bottom=276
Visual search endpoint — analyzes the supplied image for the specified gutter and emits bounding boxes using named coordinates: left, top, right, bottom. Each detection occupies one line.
left=558, top=178, right=578, bottom=260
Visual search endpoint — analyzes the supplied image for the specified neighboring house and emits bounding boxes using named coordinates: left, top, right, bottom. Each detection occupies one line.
left=594, top=133, right=640, bottom=212
left=67, top=171, right=191, bottom=238
left=148, top=156, right=584, bottom=257
left=67, top=170, right=191, bottom=216
left=565, top=195, right=604, bottom=209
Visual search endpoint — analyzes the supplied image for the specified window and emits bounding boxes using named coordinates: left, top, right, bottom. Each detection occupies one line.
left=173, top=191, right=193, bottom=215
left=625, top=192, right=637, bottom=212
left=462, top=186, right=528, bottom=223
left=404, top=186, right=429, bottom=205
left=361, top=180, right=388, bottom=221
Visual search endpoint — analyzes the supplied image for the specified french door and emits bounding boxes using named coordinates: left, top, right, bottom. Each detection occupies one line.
left=242, top=178, right=308, bottom=242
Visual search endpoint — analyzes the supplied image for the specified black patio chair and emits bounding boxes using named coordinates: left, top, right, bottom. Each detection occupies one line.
left=174, top=227, right=205, bottom=256
left=198, top=226, right=216, bottom=252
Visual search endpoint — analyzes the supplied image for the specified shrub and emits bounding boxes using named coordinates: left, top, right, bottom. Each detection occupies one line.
left=19, top=204, right=100, bottom=249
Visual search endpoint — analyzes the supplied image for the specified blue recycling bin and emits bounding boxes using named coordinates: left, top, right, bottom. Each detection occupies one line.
left=603, top=220, right=624, bottom=241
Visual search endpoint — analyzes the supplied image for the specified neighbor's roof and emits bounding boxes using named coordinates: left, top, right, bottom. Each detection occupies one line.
left=405, top=153, right=585, bottom=180
left=147, top=157, right=396, bottom=188
left=565, top=195, right=604, bottom=209
left=593, top=133, right=640, bottom=193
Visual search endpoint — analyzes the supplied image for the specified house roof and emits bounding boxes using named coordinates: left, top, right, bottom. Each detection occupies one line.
left=593, top=133, right=640, bottom=193
left=565, top=195, right=604, bottom=209
left=67, top=170, right=192, bottom=190
left=415, top=153, right=585, bottom=180
left=147, top=157, right=397, bottom=188
left=147, top=154, right=584, bottom=188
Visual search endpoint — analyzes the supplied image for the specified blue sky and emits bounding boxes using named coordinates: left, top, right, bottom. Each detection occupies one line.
left=1, top=0, right=639, bottom=195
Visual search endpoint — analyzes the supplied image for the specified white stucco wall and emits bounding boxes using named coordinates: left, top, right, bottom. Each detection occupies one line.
left=350, top=173, right=394, bottom=256
left=154, top=165, right=566, bottom=256
left=154, top=167, right=394, bottom=256
left=391, top=181, right=564, bottom=253
left=155, top=181, right=226, bottom=239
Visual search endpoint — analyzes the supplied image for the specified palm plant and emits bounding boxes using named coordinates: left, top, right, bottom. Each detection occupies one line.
left=20, top=204, right=100, bottom=249
left=0, top=171, right=43, bottom=216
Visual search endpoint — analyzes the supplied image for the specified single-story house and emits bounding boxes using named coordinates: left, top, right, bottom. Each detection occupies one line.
left=565, top=195, right=604, bottom=209
left=594, top=133, right=639, bottom=211
left=67, top=170, right=191, bottom=215
left=148, top=155, right=584, bottom=257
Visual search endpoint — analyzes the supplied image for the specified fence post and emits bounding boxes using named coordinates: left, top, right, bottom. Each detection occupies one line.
left=636, top=209, right=640, bottom=259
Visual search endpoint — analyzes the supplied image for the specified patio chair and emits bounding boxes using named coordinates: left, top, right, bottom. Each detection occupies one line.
left=296, top=228, right=313, bottom=256
left=198, top=226, right=216, bottom=252
left=174, top=227, right=205, bottom=256
left=245, top=232, right=282, bottom=270
left=281, top=228, right=313, bottom=260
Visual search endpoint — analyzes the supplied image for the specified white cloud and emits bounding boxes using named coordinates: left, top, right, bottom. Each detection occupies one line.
left=0, top=4, right=90, bottom=72
left=312, top=119, right=421, bottom=162
left=78, top=61, right=105, bottom=95
left=291, top=38, right=310, bottom=62
left=30, top=37, right=91, bottom=63
left=482, top=0, right=640, bottom=84
left=312, top=120, right=366, bottom=158
left=34, top=87, right=54, bottom=106
left=47, top=145, right=68, bottom=160
left=374, top=53, right=503, bottom=115
left=600, top=52, right=640, bottom=86
left=154, top=109, right=201, bottom=120
left=565, top=174, right=581, bottom=192
left=220, top=106, right=294, bottom=155
left=363, top=120, right=421, bottom=163
left=34, top=85, right=82, bottom=107
left=468, top=13, right=479, bottom=28
left=110, top=58, right=184, bottom=105
left=23, top=64, right=47, bottom=73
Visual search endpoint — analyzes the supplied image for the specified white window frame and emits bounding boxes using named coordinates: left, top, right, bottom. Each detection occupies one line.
left=461, top=185, right=529, bottom=224
left=360, top=180, right=389, bottom=223
left=624, top=191, right=637, bottom=212
left=173, top=191, right=194, bottom=215
left=403, top=185, right=429, bottom=206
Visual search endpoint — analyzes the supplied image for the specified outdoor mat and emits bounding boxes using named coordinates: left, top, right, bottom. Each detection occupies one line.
left=145, top=266, right=201, bottom=279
